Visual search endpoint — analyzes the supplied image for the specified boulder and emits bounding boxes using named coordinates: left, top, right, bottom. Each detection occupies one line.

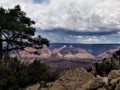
left=89, top=78, right=103, bottom=90
left=97, top=87, right=107, bottom=90
left=115, top=83, right=120, bottom=90
left=25, top=83, right=40, bottom=90
left=108, top=70, right=120, bottom=79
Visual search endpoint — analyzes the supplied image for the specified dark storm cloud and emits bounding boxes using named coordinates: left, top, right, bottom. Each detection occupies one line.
left=36, top=27, right=120, bottom=36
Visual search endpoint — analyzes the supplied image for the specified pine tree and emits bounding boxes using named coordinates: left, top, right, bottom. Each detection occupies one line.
left=0, top=5, right=49, bottom=59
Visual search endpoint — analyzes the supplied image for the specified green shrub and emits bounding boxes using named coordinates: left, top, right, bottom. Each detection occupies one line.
left=91, top=49, right=120, bottom=76
left=0, top=55, right=58, bottom=90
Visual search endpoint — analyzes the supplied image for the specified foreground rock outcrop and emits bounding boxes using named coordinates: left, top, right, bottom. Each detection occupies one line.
left=25, top=69, right=120, bottom=90
left=25, top=67, right=95, bottom=90
left=46, top=67, right=95, bottom=90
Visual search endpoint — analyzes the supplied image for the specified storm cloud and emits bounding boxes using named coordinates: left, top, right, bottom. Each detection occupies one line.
left=38, top=28, right=120, bottom=36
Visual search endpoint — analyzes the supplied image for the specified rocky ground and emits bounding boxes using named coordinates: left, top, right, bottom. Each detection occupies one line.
left=25, top=68, right=120, bottom=90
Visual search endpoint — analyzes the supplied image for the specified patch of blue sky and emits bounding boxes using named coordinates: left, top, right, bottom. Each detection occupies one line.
left=105, top=34, right=120, bottom=44
left=33, top=0, right=49, bottom=4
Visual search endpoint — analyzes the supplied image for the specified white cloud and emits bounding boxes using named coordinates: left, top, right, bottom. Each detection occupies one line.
left=1, top=0, right=120, bottom=31
left=82, top=36, right=111, bottom=44
left=0, top=0, right=120, bottom=43
left=118, top=32, right=120, bottom=34
left=83, top=38, right=100, bottom=44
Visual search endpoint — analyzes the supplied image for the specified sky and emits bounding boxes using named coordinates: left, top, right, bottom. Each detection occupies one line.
left=0, top=0, right=120, bottom=44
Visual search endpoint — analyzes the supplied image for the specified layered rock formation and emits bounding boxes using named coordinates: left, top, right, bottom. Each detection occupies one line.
left=19, top=45, right=95, bottom=61
left=52, top=45, right=95, bottom=60
left=96, top=47, right=120, bottom=60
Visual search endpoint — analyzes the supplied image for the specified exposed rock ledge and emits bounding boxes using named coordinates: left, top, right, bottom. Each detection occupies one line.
left=25, top=67, right=120, bottom=90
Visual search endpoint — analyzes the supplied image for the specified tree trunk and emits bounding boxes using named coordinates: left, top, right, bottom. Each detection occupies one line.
left=0, top=28, right=2, bottom=59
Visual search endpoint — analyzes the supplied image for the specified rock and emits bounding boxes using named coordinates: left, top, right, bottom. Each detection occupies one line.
left=89, top=78, right=103, bottom=90
left=97, top=87, right=107, bottom=90
left=25, top=83, right=40, bottom=90
left=48, top=85, right=67, bottom=90
left=108, top=70, right=120, bottom=79
left=102, top=77, right=109, bottom=84
left=107, top=70, right=120, bottom=90
left=115, top=83, right=120, bottom=90
left=42, top=67, right=95, bottom=90
left=110, top=78, right=120, bottom=86
left=40, top=88, right=48, bottom=90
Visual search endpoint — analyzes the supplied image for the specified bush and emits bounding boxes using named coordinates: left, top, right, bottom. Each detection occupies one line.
left=91, top=49, right=120, bottom=77
left=0, top=55, right=58, bottom=90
